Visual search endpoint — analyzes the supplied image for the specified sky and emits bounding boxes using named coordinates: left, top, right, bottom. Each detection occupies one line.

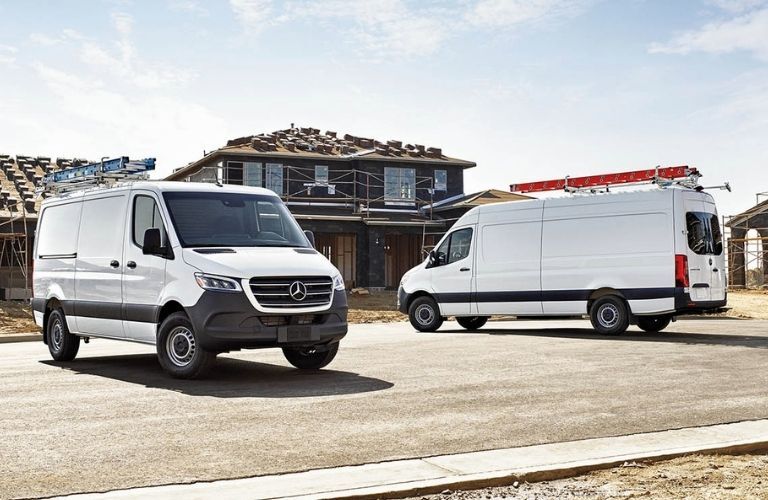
left=0, top=0, right=766, bottom=217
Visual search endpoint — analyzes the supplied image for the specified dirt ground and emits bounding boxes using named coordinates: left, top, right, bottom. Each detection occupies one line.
left=0, top=289, right=763, bottom=335
left=0, top=301, right=37, bottom=334
left=417, top=453, right=768, bottom=499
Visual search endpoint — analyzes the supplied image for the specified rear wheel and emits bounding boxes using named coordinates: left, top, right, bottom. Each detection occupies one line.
left=408, top=296, right=443, bottom=332
left=283, top=342, right=339, bottom=370
left=157, top=312, right=216, bottom=379
left=590, top=296, right=630, bottom=335
left=456, top=316, right=489, bottom=330
left=47, top=308, right=80, bottom=361
left=637, top=315, right=672, bottom=333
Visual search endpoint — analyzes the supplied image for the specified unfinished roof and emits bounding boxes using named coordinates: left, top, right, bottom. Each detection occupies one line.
left=0, top=154, right=93, bottom=219
left=424, top=189, right=533, bottom=213
left=167, top=126, right=476, bottom=181
left=727, top=197, right=768, bottom=228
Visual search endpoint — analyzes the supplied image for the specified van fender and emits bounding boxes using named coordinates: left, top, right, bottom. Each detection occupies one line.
left=35, top=291, right=68, bottom=344
left=398, top=289, right=440, bottom=316
left=586, top=287, right=629, bottom=313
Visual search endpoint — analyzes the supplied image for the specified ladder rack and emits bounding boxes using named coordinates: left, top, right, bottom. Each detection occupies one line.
left=38, top=156, right=156, bottom=195
left=510, top=165, right=702, bottom=194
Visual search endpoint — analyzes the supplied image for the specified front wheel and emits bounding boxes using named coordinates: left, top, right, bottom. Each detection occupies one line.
left=456, top=316, right=489, bottom=330
left=589, top=296, right=630, bottom=335
left=637, top=315, right=672, bottom=333
left=283, top=342, right=339, bottom=370
left=156, top=312, right=216, bottom=379
left=47, top=308, right=80, bottom=361
left=408, top=296, right=443, bottom=332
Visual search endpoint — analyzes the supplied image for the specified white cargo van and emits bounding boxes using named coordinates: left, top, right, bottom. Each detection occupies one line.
left=398, top=188, right=726, bottom=335
left=32, top=181, right=348, bottom=378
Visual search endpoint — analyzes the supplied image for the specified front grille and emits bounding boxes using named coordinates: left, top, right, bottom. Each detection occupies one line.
left=249, top=276, right=333, bottom=308
left=258, top=315, right=323, bottom=327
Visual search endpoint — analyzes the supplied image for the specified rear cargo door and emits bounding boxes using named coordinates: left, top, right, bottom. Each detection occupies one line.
left=682, top=195, right=717, bottom=302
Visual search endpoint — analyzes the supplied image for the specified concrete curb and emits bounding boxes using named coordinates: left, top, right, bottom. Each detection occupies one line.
left=56, top=419, right=768, bottom=500
left=0, top=332, right=41, bottom=344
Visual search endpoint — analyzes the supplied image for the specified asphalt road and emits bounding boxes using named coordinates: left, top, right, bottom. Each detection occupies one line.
left=2, top=319, right=768, bottom=499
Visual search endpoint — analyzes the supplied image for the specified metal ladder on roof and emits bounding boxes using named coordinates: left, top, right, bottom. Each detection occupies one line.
left=37, top=156, right=156, bottom=195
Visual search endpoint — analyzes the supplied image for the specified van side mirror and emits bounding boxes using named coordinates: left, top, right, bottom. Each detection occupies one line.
left=426, top=250, right=438, bottom=269
left=143, top=228, right=163, bottom=256
left=304, top=230, right=316, bottom=249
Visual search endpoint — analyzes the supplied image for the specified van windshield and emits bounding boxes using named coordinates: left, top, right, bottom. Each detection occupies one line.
left=162, top=192, right=310, bottom=248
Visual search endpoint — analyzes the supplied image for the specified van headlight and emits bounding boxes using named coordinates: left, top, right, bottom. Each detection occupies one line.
left=194, top=273, right=242, bottom=292
left=331, top=271, right=345, bottom=291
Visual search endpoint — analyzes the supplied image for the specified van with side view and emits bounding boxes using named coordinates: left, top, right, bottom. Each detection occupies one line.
left=398, top=188, right=726, bottom=335
left=32, top=181, right=348, bottom=378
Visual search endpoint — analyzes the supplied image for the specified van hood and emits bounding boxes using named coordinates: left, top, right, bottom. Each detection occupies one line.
left=181, top=247, right=339, bottom=279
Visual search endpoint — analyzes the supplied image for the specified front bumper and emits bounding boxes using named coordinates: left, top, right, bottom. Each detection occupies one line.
left=397, top=286, right=410, bottom=314
left=186, top=290, right=348, bottom=352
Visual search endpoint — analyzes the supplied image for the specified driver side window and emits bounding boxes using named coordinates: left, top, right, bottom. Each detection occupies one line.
left=434, top=228, right=473, bottom=266
left=133, top=195, right=167, bottom=247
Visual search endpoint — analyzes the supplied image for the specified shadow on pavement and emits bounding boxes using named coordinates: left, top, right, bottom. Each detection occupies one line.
left=41, top=354, right=394, bottom=398
left=438, top=327, right=768, bottom=349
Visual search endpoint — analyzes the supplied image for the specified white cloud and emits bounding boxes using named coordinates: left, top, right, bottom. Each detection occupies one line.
left=230, top=0, right=273, bottom=28
left=466, top=0, right=591, bottom=28
left=168, top=0, right=209, bottom=16
left=707, top=0, right=767, bottom=13
left=0, top=44, right=16, bottom=66
left=30, top=62, right=227, bottom=173
left=650, top=4, right=768, bottom=60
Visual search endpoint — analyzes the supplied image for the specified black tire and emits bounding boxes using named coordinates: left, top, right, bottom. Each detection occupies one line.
left=47, top=308, right=80, bottom=361
left=156, top=312, right=216, bottom=379
left=408, top=296, right=443, bottom=332
left=637, top=315, right=672, bottom=333
left=456, top=316, right=489, bottom=330
left=283, top=342, right=339, bottom=370
left=589, top=295, right=630, bottom=335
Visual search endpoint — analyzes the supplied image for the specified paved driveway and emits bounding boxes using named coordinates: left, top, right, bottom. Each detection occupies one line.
left=2, top=319, right=767, bottom=499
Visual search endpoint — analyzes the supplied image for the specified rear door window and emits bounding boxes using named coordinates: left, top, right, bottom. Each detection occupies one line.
left=686, top=212, right=722, bottom=255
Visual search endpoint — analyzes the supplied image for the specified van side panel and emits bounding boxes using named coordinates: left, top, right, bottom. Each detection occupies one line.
left=72, top=193, right=129, bottom=336
left=33, top=200, right=84, bottom=331
left=475, top=203, right=544, bottom=315
left=541, top=194, right=675, bottom=315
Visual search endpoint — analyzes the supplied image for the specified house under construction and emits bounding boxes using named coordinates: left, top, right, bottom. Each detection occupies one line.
left=725, top=192, right=768, bottom=289
left=0, top=154, right=93, bottom=299
left=167, top=126, right=530, bottom=289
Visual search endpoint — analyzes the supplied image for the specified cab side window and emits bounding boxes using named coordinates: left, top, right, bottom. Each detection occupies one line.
left=433, top=228, right=473, bottom=266
left=133, top=195, right=167, bottom=247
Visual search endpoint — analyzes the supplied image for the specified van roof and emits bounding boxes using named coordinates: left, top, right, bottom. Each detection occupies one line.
left=462, top=187, right=714, bottom=218
left=40, top=181, right=279, bottom=206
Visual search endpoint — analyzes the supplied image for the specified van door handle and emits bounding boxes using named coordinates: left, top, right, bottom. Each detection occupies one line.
left=126, top=261, right=137, bottom=269
left=460, top=267, right=470, bottom=272
left=712, top=268, right=718, bottom=273
left=110, top=260, right=120, bottom=268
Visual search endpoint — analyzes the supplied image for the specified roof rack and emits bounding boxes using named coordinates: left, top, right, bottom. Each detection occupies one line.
left=37, top=156, right=156, bottom=195
left=509, top=165, right=727, bottom=194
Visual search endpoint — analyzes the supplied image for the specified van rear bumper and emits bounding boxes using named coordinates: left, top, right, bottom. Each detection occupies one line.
left=186, top=290, right=348, bottom=352
left=674, top=289, right=727, bottom=314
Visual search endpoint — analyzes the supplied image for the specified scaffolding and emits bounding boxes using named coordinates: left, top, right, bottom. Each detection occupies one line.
left=724, top=192, right=768, bottom=289
left=0, top=202, right=31, bottom=299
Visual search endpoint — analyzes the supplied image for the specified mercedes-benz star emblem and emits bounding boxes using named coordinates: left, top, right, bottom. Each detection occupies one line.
left=289, top=281, right=307, bottom=301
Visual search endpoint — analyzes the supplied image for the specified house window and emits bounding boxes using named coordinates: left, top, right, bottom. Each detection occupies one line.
left=244, top=162, right=262, bottom=187
left=384, top=167, right=415, bottom=202
left=434, top=170, right=447, bottom=191
left=266, top=163, right=283, bottom=195
left=225, top=161, right=243, bottom=185
left=315, top=165, right=329, bottom=185
left=190, top=166, right=217, bottom=183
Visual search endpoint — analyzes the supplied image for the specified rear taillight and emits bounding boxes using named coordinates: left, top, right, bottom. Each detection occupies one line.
left=675, top=254, right=689, bottom=288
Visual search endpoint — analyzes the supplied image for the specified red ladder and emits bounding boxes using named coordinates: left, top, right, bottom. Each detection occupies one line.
left=509, top=166, right=700, bottom=193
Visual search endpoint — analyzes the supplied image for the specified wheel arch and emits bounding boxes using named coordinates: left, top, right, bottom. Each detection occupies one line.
left=157, top=300, right=186, bottom=326
left=586, top=288, right=629, bottom=314
left=405, top=290, right=438, bottom=313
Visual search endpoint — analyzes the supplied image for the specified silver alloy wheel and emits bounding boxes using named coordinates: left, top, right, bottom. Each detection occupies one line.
left=50, top=318, right=63, bottom=351
left=597, top=303, right=620, bottom=329
left=166, top=326, right=196, bottom=367
left=415, top=304, right=435, bottom=326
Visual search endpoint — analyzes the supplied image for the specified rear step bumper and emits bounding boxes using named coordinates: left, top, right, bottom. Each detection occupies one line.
left=674, top=289, right=727, bottom=314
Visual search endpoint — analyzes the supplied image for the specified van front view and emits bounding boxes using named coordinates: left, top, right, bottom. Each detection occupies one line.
left=32, top=182, right=348, bottom=379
